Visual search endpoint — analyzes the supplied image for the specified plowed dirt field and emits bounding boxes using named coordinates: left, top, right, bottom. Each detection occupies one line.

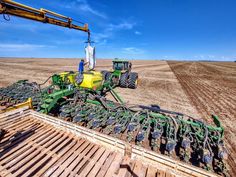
left=168, top=61, right=236, bottom=176
left=0, top=58, right=235, bottom=175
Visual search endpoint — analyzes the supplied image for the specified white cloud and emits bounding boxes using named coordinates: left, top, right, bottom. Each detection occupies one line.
left=107, top=22, right=136, bottom=31
left=93, top=20, right=137, bottom=43
left=65, top=0, right=107, bottom=19
left=192, top=55, right=235, bottom=61
left=92, top=32, right=110, bottom=43
left=207, top=55, right=215, bottom=59
left=79, top=4, right=107, bottom=19
left=135, top=31, right=142, bottom=35
left=122, top=47, right=144, bottom=55
left=0, top=44, right=53, bottom=51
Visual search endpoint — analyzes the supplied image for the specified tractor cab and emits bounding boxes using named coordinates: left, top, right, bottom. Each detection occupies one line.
left=112, top=59, right=131, bottom=72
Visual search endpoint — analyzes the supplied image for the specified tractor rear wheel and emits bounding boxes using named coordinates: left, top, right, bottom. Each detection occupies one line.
left=128, top=72, right=138, bottom=89
left=120, top=73, right=128, bottom=87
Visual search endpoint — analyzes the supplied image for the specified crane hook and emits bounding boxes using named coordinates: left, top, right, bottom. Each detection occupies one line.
left=3, top=13, right=10, bottom=21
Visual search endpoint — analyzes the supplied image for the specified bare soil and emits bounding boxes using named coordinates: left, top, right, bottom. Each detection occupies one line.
left=0, top=58, right=199, bottom=118
left=168, top=61, right=236, bottom=176
left=0, top=58, right=235, bottom=175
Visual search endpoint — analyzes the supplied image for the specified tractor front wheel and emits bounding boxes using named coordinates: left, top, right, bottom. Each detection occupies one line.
left=128, top=72, right=138, bottom=89
left=101, top=71, right=111, bottom=81
left=105, top=72, right=112, bottom=81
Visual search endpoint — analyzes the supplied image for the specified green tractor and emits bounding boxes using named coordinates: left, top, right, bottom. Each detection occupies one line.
left=101, top=59, right=138, bottom=89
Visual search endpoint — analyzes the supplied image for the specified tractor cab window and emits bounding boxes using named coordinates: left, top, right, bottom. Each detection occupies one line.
left=113, top=62, right=129, bottom=70
left=113, top=62, right=124, bottom=70
left=124, top=62, right=129, bottom=70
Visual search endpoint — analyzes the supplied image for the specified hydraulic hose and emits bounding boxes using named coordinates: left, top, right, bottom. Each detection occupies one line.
left=203, top=124, right=209, bottom=149
left=38, top=76, right=52, bottom=86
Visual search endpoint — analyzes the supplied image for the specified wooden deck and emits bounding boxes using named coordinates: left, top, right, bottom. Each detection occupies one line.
left=0, top=113, right=174, bottom=177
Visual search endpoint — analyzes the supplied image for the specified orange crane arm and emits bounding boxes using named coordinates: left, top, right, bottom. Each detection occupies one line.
left=0, top=0, right=90, bottom=36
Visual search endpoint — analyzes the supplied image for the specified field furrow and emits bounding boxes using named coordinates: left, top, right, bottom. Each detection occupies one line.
left=168, top=61, right=236, bottom=176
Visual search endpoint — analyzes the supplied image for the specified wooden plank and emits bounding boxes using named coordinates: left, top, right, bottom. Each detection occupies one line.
left=0, top=118, right=32, bottom=134
left=35, top=138, right=79, bottom=177
left=0, top=124, right=51, bottom=160
left=77, top=147, right=106, bottom=177
left=132, top=161, right=144, bottom=177
left=0, top=129, right=58, bottom=169
left=69, top=145, right=99, bottom=176
left=0, top=127, right=55, bottom=166
left=5, top=118, right=37, bottom=131
left=0, top=122, right=41, bottom=148
left=0, top=124, right=45, bottom=155
left=12, top=133, right=66, bottom=177
left=43, top=139, right=86, bottom=177
left=116, top=155, right=131, bottom=177
left=59, top=143, right=96, bottom=177
left=104, top=153, right=123, bottom=177
left=125, top=160, right=136, bottom=177
left=22, top=134, right=75, bottom=177
left=3, top=131, right=62, bottom=176
left=0, top=109, right=218, bottom=177
left=0, top=122, right=40, bottom=144
left=96, top=152, right=116, bottom=177
left=0, top=115, right=21, bottom=124
left=0, top=118, right=36, bottom=141
left=165, top=172, right=176, bottom=177
left=0, top=117, right=32, bottom=129
left=140, top=164, right=148, bottom=177
left=0, top=166, right=14, bottom=177
left=86, top=149, right=111, bottom=177
left=52, top=141, right=91, bottom=176
left=156, top=169, right=166, bottom=177
left=0, top=127, right=48, bottom=164
left=0, top=115, right=25, bottom=126
left=146, top=165, right=157, bottom=177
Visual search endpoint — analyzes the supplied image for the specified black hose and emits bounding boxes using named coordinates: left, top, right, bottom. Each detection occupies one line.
left=95, top=95, right=130, bottom=111
left=38, top=76, right=52, bottom=86
left=139, top=105, right=184, bottom=116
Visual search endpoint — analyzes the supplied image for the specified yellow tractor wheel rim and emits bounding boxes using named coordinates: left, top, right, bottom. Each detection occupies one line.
left=135, top=79, right=138, bottom=86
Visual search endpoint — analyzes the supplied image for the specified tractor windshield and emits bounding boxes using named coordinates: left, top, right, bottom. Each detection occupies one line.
left=113, top=62, right=128, bottom=70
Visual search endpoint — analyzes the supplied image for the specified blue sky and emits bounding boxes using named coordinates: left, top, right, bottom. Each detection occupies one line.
left=0, top=0, right=236, bottom=60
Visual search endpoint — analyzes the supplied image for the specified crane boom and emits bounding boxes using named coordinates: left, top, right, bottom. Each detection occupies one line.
left=0, top=0, right=90, bottom=37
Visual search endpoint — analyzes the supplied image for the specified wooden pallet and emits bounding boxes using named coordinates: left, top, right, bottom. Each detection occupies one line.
left=0, top=109, right=218, bottom=177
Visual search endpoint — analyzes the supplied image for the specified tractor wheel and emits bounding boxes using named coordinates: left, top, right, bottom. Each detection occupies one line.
left=101, top=70, right=108, bottom=79
left=120, top=73, right=128, bottom=88
left=76, top=74, right=84, bottom=85
left=101, top=71, right=111, bottom=81
left=128, top=72, right=138, bottom=89
left=105, top=72, right=112, bottom=81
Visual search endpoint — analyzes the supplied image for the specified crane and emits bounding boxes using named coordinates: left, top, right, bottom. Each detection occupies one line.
left=0, top=0, right=90, bottom=39
left=0, top=0, right=96, bottom=69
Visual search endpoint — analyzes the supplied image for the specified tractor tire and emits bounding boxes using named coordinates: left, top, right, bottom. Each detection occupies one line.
left=120, top=73, right=128, bottom=88
left=105, top=72, right=112, bottom=81
left=101, top=70, right=108, bottom=80
left=128, top=72, right=138, bottom=89
left=76, top=74, right=84, bottom=85
left=101, top=71, right=111, bottom=81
